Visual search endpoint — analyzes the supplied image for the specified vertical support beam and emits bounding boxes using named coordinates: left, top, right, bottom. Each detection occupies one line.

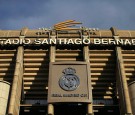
left=87, top=103, right=93, bottom=115
left=50, top=46, right=55, bottom=63
left=8, top=46, right=24, bottom=115
left=48, top=31, right=56, bottom=115
left=48, top=103, right=54, bottom=115
left=110, top=27, right=132, bottom=115
left=116, top=47, right=132, bottom=115
left=83, top=45, right=89, bottom=62
left=8, top=27, right=27, bottom=115
left=83, top=34, right=94, bottom=115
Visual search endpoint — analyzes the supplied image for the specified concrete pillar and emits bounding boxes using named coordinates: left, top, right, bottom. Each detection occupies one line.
left=110, top=27, right=132, bottom=115
left=48, top=104, right=54, bottom=115
left=128, top=81, right=135, bottom=115
left=48, top=31, right=56, bottom=115
left=8, top=46, right=24, bottom=115
left=116, top=47, right=132, bottom=115
left=83, top=44, right=93, bottom=115
left=0, top=80, right=10, bottom=115
left=87, top=103, right=93, bottom=115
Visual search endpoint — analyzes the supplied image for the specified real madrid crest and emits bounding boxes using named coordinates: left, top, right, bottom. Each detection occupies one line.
left=59, top=67, right=80, bottom=91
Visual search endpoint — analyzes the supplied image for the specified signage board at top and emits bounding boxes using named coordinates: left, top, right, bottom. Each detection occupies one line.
left=1, top=38, right=135, bottom=46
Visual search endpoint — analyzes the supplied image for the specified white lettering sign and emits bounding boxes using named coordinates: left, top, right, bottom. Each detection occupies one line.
left=0, top=38, right=135, bottom=46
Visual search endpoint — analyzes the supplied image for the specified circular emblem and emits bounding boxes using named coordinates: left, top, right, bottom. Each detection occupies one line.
left=59, top=67, right=80, bottom=91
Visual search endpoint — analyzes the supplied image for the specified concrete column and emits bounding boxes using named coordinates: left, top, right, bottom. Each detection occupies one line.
left=48, top=31, right=56, bottom=115
left=87, top=103, right=93, bottom=115
left=128, top=81, right=135, bottom=115
left=8, top=46, right=24, bottom=115
left=48, top=104, right=54, bottom=115
left=110, top=27, right=133, bottom=115
left=83, top=45, right=93, bottom=115
left=0, top=80, right=10, bottom=115
left=116, top=47, right=132, bottom=115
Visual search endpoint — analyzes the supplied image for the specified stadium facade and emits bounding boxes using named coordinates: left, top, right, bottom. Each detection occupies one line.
left=0, top=21, right=135, bottom=115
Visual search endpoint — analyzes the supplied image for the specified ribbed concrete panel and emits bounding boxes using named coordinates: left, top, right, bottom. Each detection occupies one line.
left=55, top=49, right=83, bottom=62
left=23, top=49, right=49, bottom=99
left=122, top=50, right=135, bottom=83
left=0, top=50, right=16, bottom=83
left=89, top=49, right=116, bottom=100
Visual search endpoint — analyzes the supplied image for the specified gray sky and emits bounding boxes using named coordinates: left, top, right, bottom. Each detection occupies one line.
left=0, top=0, right=135, bottom=30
